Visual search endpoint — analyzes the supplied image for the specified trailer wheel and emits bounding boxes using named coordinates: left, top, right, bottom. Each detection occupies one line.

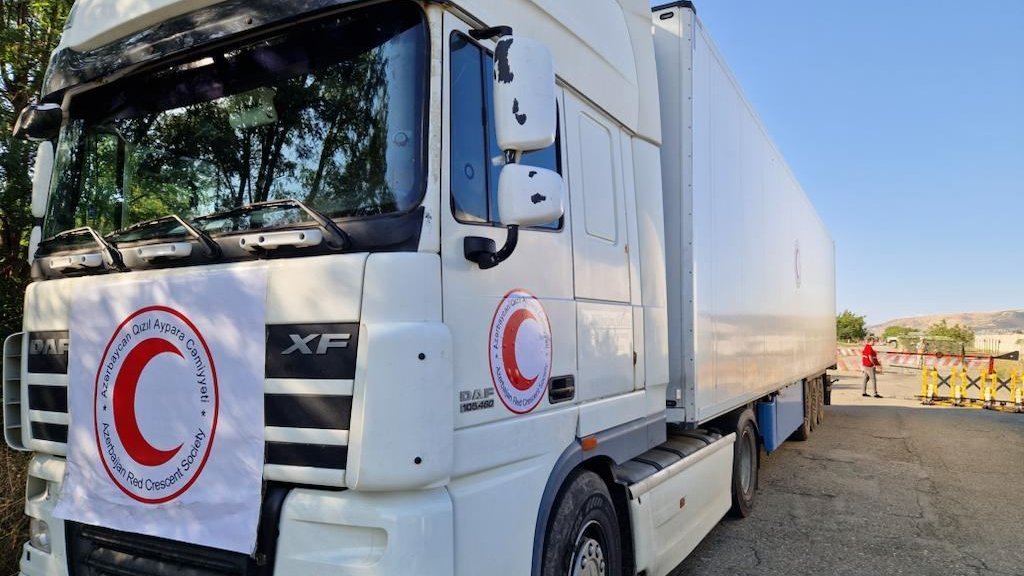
left=809, top=383, right=819, bottom=433
left=814, top=378, right=824, bottom=426
left=729, top=410, right=759, bottom=518
left=541, top=470, right=622, bottom=576
left=809, top=380, right=820, bottom=429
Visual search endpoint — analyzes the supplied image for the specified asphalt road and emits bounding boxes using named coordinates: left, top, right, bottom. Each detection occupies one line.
left=670, top=370, right=1024, bottom=576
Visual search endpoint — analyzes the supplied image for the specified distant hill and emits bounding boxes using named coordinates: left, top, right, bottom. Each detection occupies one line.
left=870, top=310, right=1024, bottom=335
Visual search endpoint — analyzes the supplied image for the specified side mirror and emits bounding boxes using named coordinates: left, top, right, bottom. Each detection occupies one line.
left=32, top=142, right=54, bottom=218
left=464, top=29, right=563, bottom=271
left=13, top=103, right=62, bottom=142
left=492, top=35, right=556, bottom=152
left=497, top=165, right=563, bottom=227
left=28, top=142, right=54, bottom=265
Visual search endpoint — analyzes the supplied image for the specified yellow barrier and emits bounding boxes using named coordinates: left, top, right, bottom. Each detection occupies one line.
left=925, top=368, right=938, bottom=405
left=952, top=367, right=964, bottom=406
left=917, top=365, right=1024, bottom=413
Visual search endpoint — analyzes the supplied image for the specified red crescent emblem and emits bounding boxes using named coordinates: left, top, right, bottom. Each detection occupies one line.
left=502, top=308, right=539, bottom=391
left=488, top=289, right=552, bottom=415
left=112, top=338, right=184, bottom=466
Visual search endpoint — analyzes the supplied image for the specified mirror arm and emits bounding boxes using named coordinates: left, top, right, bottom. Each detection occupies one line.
left=491, top=225, right=519, bottom=266
left=464, top=225, right=519, bottom=270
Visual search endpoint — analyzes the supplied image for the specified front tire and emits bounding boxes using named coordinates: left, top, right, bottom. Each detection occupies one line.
left=541, top=470, right=622, bottom=576
left=729, top=410, right=759, bottom=518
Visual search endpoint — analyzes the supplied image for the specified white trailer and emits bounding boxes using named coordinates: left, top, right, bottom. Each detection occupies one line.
left=655, top=3, right=837, bottom=426
left=6, top=1, right=835, bottom=575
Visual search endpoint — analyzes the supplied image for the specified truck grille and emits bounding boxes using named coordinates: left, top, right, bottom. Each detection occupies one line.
left=66, top=522, right=252, bottom=576
left=24, top=382, right=352, bottom=486
left=23, top=323, right=356, bottom=487
left=28, top=385, right=69, bottom=443
left=65, top=486, right=288, bottom=576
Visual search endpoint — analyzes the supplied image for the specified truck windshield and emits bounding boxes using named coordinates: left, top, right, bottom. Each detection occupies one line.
left=44, top=1, right=426, bottom=240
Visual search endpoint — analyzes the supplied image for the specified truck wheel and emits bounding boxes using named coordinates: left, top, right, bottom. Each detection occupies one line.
left=792, top=380, right=812, bottom=441
left=729, top=410, right=759, bottom=518
left=541, top=470, right=622, bottom=576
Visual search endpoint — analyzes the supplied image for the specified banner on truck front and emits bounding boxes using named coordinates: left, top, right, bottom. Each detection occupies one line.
left=54, top=267, right=268, bottom=554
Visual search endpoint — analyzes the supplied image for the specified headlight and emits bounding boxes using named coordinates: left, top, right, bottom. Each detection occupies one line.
left=29, top=518, right=50, bottom=553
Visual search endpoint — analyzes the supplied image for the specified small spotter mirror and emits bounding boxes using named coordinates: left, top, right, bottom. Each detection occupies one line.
left=13, top=103, right=62, bottom=142
left=492, top=35, right=556, bottom=152
left=464, top=165, right=565, bottom=270
left=497, top=165, right=564, bottom=227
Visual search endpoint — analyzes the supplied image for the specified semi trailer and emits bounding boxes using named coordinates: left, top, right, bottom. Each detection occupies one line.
left=5, top=0, right=836, bottom=574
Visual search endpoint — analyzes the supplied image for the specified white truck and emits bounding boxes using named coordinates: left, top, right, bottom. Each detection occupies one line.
left=5, top=0, right=835, bottom=574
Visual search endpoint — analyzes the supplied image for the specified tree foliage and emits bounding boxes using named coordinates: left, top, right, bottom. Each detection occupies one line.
left=0, top=0, right=75, bottom=335
left=926, top=320, right=975, bottom=346
left=883, top=325, right=915, bottom=340
left=836, top=310, right=867, bottom=342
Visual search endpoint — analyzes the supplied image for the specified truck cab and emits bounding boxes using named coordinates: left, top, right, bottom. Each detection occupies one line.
left=6, top=1, right=834, bottom=575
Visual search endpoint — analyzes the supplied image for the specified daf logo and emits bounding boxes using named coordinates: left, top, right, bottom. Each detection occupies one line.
left=281, top=333, right=351, bottom=355
left=30, top=338, right=69, bottom=356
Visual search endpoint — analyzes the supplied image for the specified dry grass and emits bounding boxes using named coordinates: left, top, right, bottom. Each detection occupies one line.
left=0, top=446, right=28, bottom=576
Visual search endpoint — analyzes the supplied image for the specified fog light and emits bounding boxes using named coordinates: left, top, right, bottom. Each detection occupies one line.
left=29, top=518, right=50, bottom=553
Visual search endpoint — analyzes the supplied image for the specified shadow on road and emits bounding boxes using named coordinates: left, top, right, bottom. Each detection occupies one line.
left=671, top=395, right=1024, bottom=576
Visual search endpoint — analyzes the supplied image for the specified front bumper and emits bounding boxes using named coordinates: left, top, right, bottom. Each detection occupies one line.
left=19, top=455, right=69, bottom=576
left=19, top=454, right=454, bottom=576
left=274, top=487, right=453, bottom=574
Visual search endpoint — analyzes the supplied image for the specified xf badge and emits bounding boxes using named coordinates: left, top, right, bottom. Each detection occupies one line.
left=281, top=333, right=351, bottom=355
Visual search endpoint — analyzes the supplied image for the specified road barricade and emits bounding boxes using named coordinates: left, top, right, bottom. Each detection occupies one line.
left=834, top=348, right=995, bottom=372
left=920, top=366, right=1024, bottom=412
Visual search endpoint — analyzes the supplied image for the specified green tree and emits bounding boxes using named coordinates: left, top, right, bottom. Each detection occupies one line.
left=1, top=5, right=74, bottom=572
left=883, top=325, right=915, bottom=340
left=926, top=320, right=975, bottom=346
left=836, top=310, right=867, bottom=342
left=0, top=0, right=75, bottom=335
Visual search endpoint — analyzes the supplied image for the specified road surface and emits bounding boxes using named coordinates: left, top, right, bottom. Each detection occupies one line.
left=670, top=370, right=1024, bottom=576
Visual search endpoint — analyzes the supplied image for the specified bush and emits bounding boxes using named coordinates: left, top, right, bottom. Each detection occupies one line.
left=883, top=325, right=915, bottom=341
left=926, top=320, right=974, bottom=347
left=1, top=446, right=28, bottom=575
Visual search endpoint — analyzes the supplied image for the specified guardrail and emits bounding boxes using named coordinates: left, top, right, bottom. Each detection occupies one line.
left=836, top=347, right=1019, bottom=373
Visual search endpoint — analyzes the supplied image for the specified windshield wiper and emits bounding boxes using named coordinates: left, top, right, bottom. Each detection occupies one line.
left=197, top=198, right=352, bottom=250
left=109, top=214, right=222, bottom=259
left=41, top=227, right=127, bottom=272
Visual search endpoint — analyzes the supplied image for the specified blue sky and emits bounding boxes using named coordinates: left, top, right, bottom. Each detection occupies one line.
left=666, top=1, right=1024, bottom=324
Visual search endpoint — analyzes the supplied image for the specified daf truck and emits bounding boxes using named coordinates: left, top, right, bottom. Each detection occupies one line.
left=5, top=0, right=836, bottom=574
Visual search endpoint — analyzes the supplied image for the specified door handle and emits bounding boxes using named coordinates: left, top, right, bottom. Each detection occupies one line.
left=548, top=375, right=575, bottom=404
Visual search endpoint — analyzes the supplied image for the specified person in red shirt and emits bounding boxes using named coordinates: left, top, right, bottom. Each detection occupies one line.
left=862, top=337, right=882, bottom=398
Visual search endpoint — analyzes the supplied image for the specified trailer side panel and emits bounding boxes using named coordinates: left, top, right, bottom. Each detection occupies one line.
left=656, top=6, right=837, bottom=424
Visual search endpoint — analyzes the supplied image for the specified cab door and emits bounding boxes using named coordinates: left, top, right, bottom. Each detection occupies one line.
left=440, top=17, right=576, bottom=429
left=563, top=93, right=635, bottom=403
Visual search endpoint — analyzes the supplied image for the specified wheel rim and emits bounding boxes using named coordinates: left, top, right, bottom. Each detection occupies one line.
left=738, top=429, right=754, bottom=494
left=569, top=520, right=607, bottom=576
